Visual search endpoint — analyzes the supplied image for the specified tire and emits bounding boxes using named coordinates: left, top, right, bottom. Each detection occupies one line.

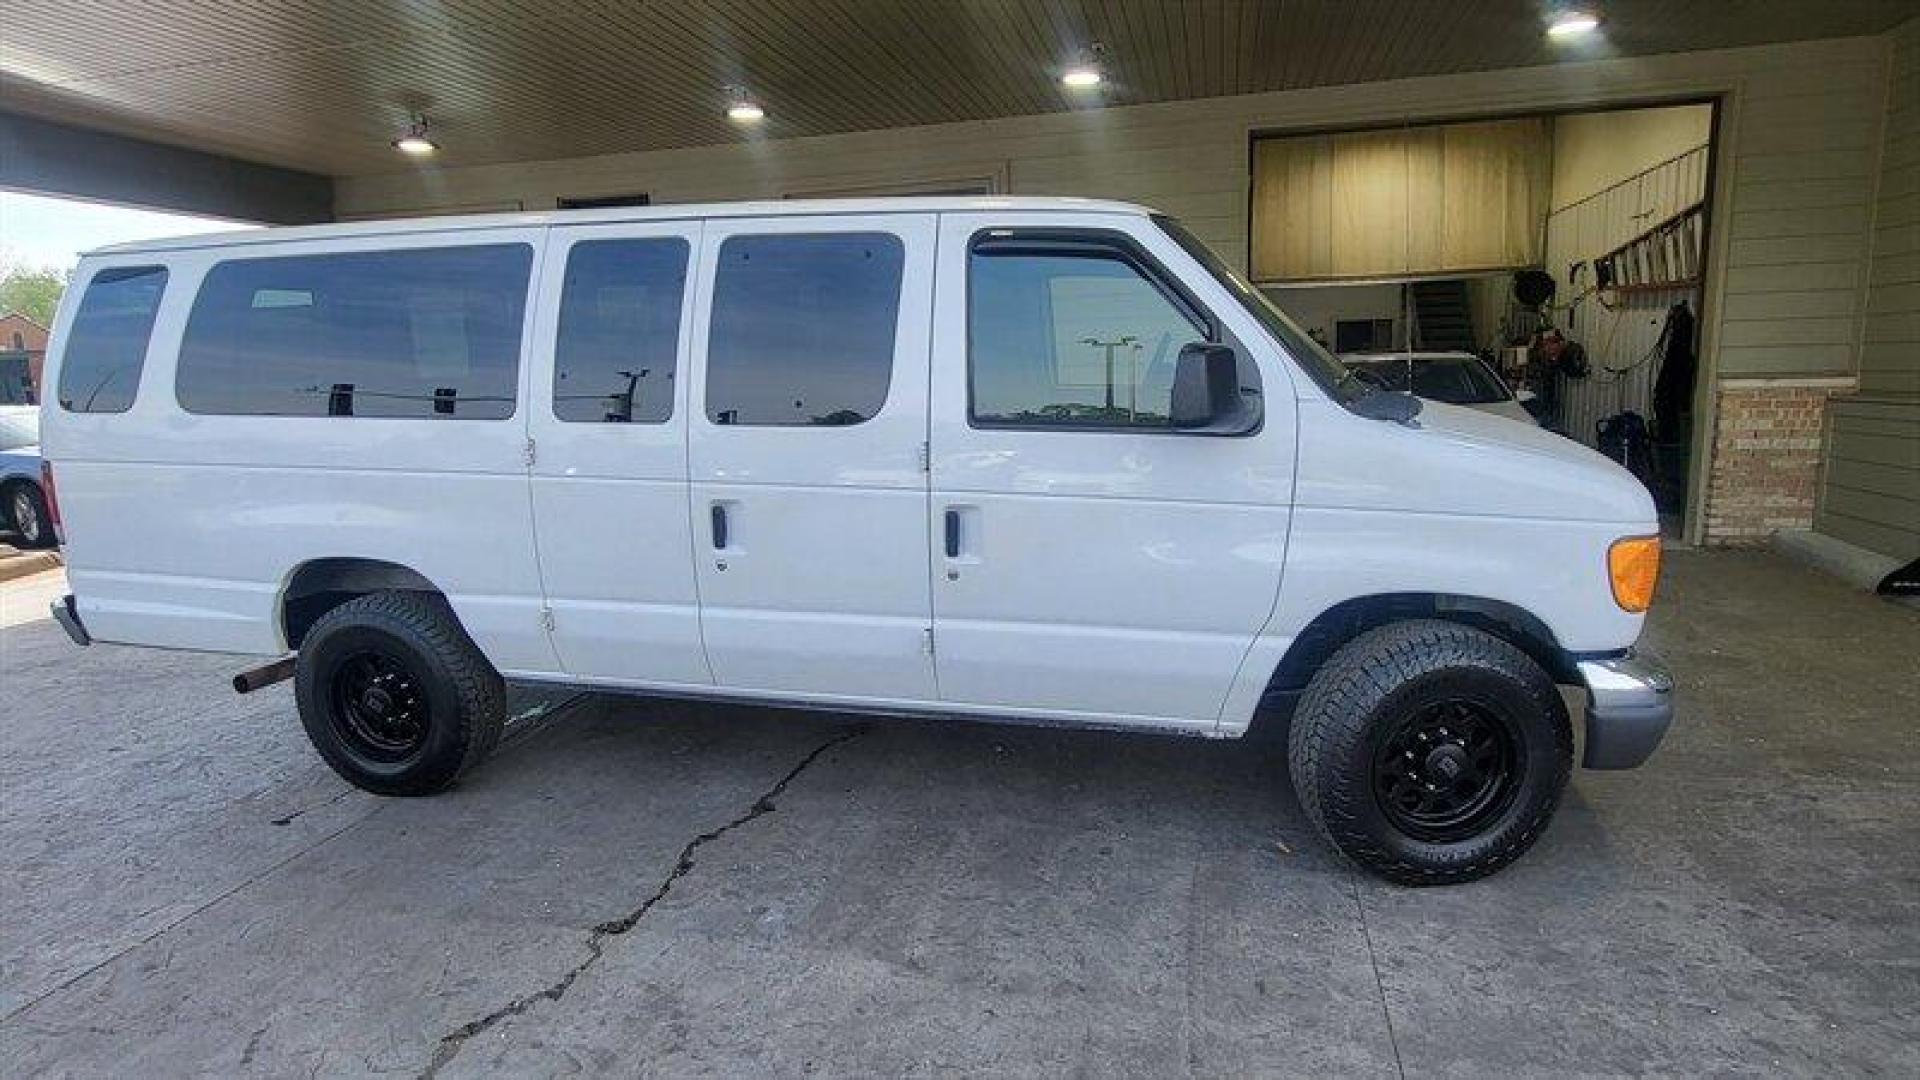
left=1287, top=620, right=1572, bottom=886
left=294, top=591, right=505, bottom=796
left=6, top=482, right=54, bottom=549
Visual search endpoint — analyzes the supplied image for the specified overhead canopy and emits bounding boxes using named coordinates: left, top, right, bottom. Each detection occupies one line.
left=0, top=0, right=1909, bottom=183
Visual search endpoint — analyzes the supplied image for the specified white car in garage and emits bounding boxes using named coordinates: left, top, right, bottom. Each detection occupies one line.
left=1340, top=351, right=1540, bottom=426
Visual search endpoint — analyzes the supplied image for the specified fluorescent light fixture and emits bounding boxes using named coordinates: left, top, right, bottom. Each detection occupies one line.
left=1547, top=11, right=1601, bottom=37
left=391, top=116, right=437, bottom=155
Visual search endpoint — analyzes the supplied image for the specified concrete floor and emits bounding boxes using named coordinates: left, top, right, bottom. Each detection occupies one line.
left=1, top=549, right=1916, bottom=1078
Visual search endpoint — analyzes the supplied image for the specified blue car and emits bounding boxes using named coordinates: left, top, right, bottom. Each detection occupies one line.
left=1, top=405, right=54, bottom=549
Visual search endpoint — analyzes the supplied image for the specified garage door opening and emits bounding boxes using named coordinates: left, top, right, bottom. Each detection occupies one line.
left=1251, top=101, right=1718, bottom=537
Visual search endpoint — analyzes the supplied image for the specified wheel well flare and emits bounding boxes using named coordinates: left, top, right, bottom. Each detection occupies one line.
left=1267, top=593, right=1571, bottom=698
left=280, top=558, right=442, bottom=650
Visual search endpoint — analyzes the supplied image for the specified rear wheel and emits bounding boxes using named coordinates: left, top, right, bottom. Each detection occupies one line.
left=294, top=591, right=504, bottom=795
left=6, top=483, right=53, bottom=549
left=1287, top=620, right=1572, bottom=885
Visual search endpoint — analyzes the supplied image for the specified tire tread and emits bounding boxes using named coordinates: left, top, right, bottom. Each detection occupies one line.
left=297, top=591, right=505, bottom=795
left=1287, top=619, right=1572, bottom=885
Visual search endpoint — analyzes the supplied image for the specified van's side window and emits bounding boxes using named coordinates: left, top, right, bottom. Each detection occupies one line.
left=969, top=234, right=1210, bottom=429
left=176, top=244, right=532, bottom=419
left=57, top=266, right=169, bottom=414
left=705, top=233, right=903, bottom=426
left=553, top=238, right=688, bottom=423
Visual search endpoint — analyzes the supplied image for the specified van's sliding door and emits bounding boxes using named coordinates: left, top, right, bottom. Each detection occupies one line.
left=524, top=221, right=712, bottom=686
left=684, top=214, right=937, bottom=705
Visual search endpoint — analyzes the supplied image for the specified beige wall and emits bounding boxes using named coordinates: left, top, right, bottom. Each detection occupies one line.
left=338, top=32, right=1899, bottom=545
left=1550, top=104, right=1713, bottom=211
left=1262, top=284, right=1404, bottom=349
left=340, top=33, right=1887, bottom=386
left=1816, top=18, right=1920, bottom=560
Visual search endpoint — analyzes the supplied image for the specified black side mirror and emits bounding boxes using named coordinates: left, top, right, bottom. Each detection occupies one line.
left=1170, top=343, right=1259, bottom=433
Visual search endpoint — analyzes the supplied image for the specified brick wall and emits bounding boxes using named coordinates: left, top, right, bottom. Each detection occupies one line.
left=1703, top=383, right=1846, bottom=545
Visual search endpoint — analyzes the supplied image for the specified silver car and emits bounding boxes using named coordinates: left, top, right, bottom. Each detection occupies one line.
left=1339, top=351, right=1540, bottom=426
left=0, top=405, right=53, bottom=549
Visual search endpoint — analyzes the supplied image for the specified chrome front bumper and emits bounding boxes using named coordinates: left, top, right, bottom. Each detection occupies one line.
left=1575, top=648, right=1673, bottom=769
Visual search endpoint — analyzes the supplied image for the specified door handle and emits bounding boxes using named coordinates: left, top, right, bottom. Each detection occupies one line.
left=711, top=503, right=729, bottom=550
left=944, top=508, right=961, bottom=558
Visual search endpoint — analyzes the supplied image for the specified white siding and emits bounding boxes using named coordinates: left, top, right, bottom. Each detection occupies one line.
left=1817, top=18, right=1920, bottom=561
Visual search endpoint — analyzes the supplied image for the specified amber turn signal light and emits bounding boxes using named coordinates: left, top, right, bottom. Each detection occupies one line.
left=1608, top=536, right=1661, bottom=613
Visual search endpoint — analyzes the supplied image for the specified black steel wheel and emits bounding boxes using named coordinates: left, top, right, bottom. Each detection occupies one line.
left=294, top=591, right=504, bottom=796
left=328, top=650, right=430, bottom=764
left=1288, top=620, right=1573, bottom=885
left=1371, top=700, right=1521, bottom=844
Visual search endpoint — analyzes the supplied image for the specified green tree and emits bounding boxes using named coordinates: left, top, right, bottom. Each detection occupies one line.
left=0, top=263, right=70, bottom=327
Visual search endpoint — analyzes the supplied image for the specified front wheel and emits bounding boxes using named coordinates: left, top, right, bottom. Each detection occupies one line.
left=1288, top=620, right=1572, bottom=885
left=294, top=591, right=505, bottom=796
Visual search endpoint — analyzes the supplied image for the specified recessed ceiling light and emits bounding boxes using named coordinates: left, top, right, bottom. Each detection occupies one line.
left=391, top=116, right=437, bottom=155
left=1062, top=43, right=1107, bottom=89
left=1547, top=11, right=1601, bottom=37
left=723, top=86, right=765, bottom=122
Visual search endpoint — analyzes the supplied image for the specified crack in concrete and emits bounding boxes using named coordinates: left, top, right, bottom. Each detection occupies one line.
left=418, top=723, right=868, bottom=1079
left=1350, top=878, right=1406, bottom=1080
left=269, top=787, right=354, bottom=827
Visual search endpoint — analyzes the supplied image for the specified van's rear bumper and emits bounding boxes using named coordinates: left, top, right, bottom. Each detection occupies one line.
left=1576, top=648, right=1672, bottom=769
left=51, top=594, right=91, bottom=646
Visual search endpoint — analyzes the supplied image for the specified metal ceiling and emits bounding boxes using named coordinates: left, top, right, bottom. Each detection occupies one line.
left=1, top=1, right=1911, bottom=178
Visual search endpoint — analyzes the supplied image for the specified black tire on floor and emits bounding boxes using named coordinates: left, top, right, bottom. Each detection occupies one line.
left=1287, top=619, right=1572, bottom=885
left=6, top=481, right=54, bottom=549
left=294, top=591, right=505, bottom=796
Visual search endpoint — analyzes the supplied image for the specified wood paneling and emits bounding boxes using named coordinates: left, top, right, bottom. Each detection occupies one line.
left=1250, top=136, right=1334, bottom=281
left=1253, top=116, right=1548, bottom=282
left=0, top=1, right=1912, bottom=178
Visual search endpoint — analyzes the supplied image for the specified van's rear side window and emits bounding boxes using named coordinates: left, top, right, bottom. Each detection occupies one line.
left=57, top=266, right=169, bottom=414
left=176, top=244, right=532, bottom=419
left=553, top=238, right=688, bottom=423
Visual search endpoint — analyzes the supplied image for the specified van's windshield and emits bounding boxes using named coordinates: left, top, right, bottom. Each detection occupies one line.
left=1152, top=215, right=1368, bottom=405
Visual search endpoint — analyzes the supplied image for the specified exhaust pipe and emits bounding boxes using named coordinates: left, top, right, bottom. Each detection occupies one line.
left=233, top=655, right=297, bottom=694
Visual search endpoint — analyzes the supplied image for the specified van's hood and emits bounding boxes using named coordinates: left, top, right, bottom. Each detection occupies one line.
left=1460, top=398, right=1540, bottom=427
left=1295, top=399, right=1657, bottom=525
left=1413, top=400, right=1588, bottom=460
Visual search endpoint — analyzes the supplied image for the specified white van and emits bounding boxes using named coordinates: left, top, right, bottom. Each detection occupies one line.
left=38, top=198, right=1670, bottom=884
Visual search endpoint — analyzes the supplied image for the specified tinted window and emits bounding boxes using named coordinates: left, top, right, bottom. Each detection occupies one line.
left=970, top=245, right=1207, bottom=428
left=553, top=238, right=688, bottom=423
left=57, top=266, right=168, bottom=414
left=705, top=233, right=903, bottom=426
left=177, top=244, right=531, bottom=419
